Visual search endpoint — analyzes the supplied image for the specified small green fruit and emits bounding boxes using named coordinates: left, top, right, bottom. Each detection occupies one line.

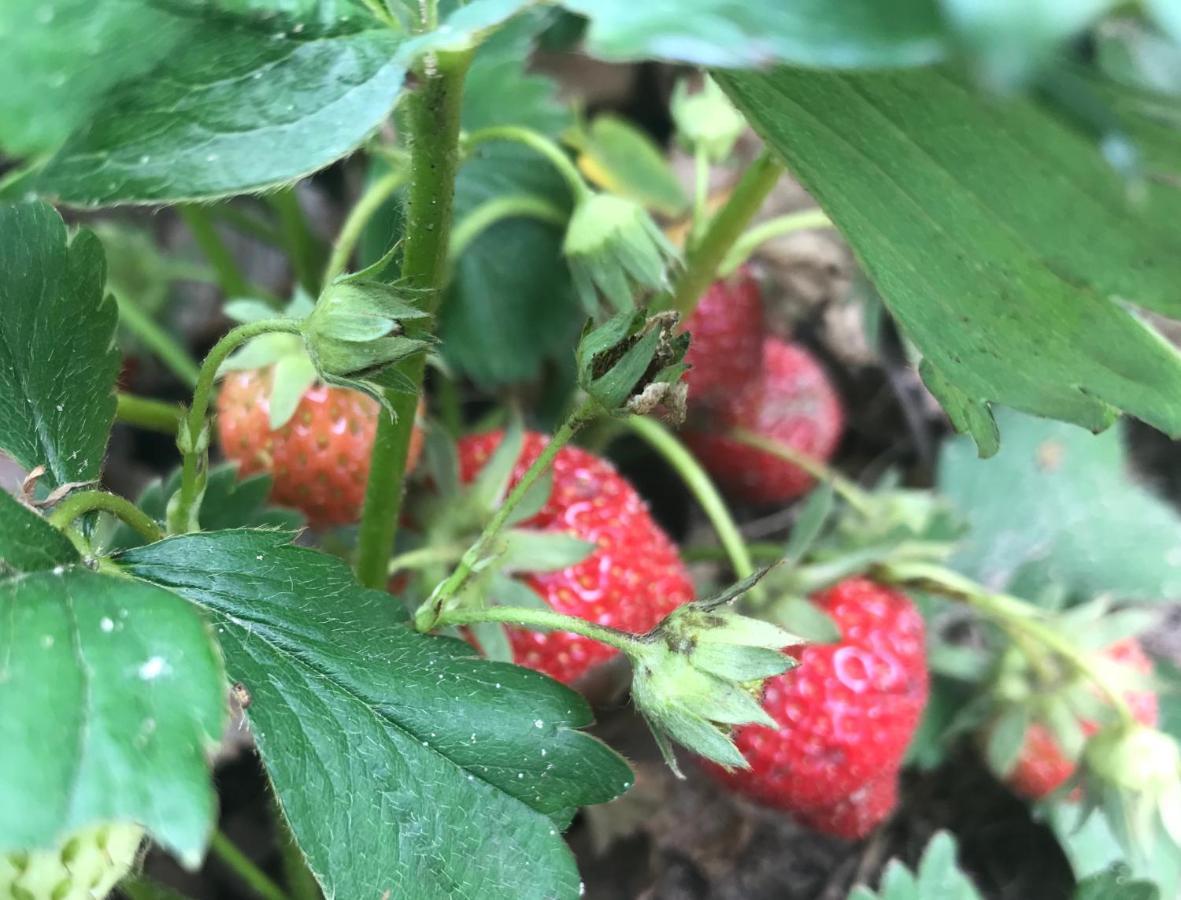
left=1, top=823, right=143, bottom=900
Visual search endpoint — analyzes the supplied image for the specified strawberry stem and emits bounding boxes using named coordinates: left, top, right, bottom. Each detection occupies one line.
left=719, top=208, right=832, bottom=277
left=209, top=829, right=292, bottom=900
left=170, top=317, right=304, bottom=534
left=322, top=166, right=408, bottom=285
left=354, top=50, right=474, bottom=589
left=47, top=489, right=163, bottom=544
left=462, top=125, right=592, bottom=203
left=414, top=397, right=599, bottom=632
left=729, top=427, right=875, bottom=515
left=667, top=149, right=782, bottom=316
left=447, top=194, right=567, bottom=265
left=624, top=415, right=755, bottom=583
left=116, top=393, right=184, bottom=434
left=878, top=560, right=1137, bottom=726
left=434, top=605, right=646, bottom=656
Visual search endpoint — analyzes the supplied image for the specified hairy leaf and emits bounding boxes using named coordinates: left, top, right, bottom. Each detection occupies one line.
left=718, top=65, right=1181, bottom=452
left=120, top=530, right=633, bottom=899
left=0, top=490, right=80, bottom=574
left=0, top=551, right=224, bottom=863
left=0, top=202, right=119, bottom=488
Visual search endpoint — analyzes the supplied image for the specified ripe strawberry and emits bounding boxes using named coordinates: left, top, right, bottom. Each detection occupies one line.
left=458, top=431, right=694, bottom=684
left=1004, top=638, right=1158, bottom=800
left=795, top=773, right=899, bottom=840
left=216, top=368, right=424, bottom=527
left=684, top=337, right=843, bottom=505
left=704, top=578, right=927, bottom=836
left=683, top=267, right=764, bottom=409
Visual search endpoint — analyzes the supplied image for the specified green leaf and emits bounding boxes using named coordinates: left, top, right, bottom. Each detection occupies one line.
left=849, top=830, right=982, bottom=899
left=782, top=484, right=834, bottom=565
left=439, top=14, right=582, bottom=386
left=559, top=0, right=947, bottom=68
left=939, top=409, right=1181, bottom=603
left=1075, top=863, right=1161, bottom=900
left=0, top=202, right=119, bottom=488
left=571, top=115, right=688, bottom=216
left=24, top=17, right=404, bottom=205
left=765, top=595, right=840, bottom=644
left=717, top=65, right=1181, bottom=451
left=119, top=531, right=633, bottom=900
left=0, top=490, right=80, bottom=574
left=1047, top=803, right=1181, bottom=900
left=0, top=563, right=225, bottom=864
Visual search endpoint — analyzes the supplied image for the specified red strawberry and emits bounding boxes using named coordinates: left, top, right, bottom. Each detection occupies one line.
left=683, top=267, right=764, bottom=409
left=1005, top=638, right=1158, bottom=800
left=458, top=431, right=694, bottom=684
left=216, top=368, right=424, bottom=527
left=795, top=772, right=899, bottom=840
left=685, top=337, right=843, bottom=505
left=704, top=578, right=927, bottom=835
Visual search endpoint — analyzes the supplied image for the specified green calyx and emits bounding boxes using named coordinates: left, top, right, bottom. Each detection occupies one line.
left=671, top=76, right=745, bottom=163
left=1082, top=724, right=1181, bottom=855
left=1, top=822, right=143, bottom=900
left=576, top=310, right=689, bottom=421
left=630, top=568, right=800, bottom=775
left=563, top=193, right=681, bottom=313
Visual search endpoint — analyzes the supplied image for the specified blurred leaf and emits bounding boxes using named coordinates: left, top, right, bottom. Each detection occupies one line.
left=783, top=484, right=834, bottom=565
left=0, top=203, right=119, bottom=489
left=1075, top=863, right=1161, bottom=900
left=939, top=410, right=1181, bottom=603
left=499, top=530, right=595, bottom=573
left=1096, top=19, right=1181, bottom=95
left=121, top=530, right=634, bottom=900
left=906, top=676, right=978, bottom=770
left=985, top=705, right=1029, bottom=776
left=1047, top=803, right=1181, bottom=900
left=559, top=0, right=946, bottom=68
left=571, top=116, right=687, bottom=216
left=718, top=66, right=1181, bottom=453
left=849, top=830, right=982, bottom=899
left=1158, top=658, right=1181, bottom=744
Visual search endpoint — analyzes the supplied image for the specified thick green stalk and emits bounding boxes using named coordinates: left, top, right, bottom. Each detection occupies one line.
left=624, top=415, right=753, bottom=580
left=414, top=398, right=597, bottom=630
left=116, top=393, right=184, bottom=434
left=170, top=318, right=303, bottom=533
left=322, top=167, right=408, bottom=284
left=179, top=206, right=252, bottom=298
left=668, top=150, right=783, bottom=316
left=436, top=605, right=645, bottom=655
left=47, top=490, right=162, bottom=544
left=115, top=293, right=201, bottom=388
left=354, top=51, right=473, bottom=589
left=209, top=830, right=291, bottom=900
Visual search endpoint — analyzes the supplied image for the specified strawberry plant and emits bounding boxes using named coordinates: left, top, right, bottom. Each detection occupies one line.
left=3, top=3, right=1181, bottom=899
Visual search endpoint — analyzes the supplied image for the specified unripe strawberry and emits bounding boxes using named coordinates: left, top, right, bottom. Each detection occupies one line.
left=0, top=823, right=143, bottom=900
left=685, top=337, right=843, bottom=505
left=216, top=368, right=424, bottom=527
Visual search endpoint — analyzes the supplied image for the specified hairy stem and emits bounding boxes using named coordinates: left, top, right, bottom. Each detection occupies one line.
left=730, top=427, right=875, bottom=516
left=668, top=149, right=783, bottom=316
left=323, top=167, right=408, bottom=284
left=114, top=292, right=201, bottom=388
left=116, top=393, right=184, bottom=434
left=354, top=50, right=473, bottom=589
left=624, top=415, right=753, bottom=580
left=179, top=206, right=252, bottom=299
left=209, top=830, right=291, bottom=900
left=719, top=208, right=832, bottom=277
left=415, top=398, right=598, bottom=631
left=170, top=319, right=303, bottom=534
left=463, top=125, right=591, bottom=202
left=879, top=561, right=1136, bottom=725
left=436, top=605, right=645, bottom=655
left=47, top=490, right=162, bottom=544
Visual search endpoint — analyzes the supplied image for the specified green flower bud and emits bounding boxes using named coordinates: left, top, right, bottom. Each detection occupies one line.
left=671, top=76, right=745, bottom=162
left=1083, top=724, right=1181, bottom=854
left=1, top=823, right=143, bottom=900
left=563, top=194, right=680, bottom=313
